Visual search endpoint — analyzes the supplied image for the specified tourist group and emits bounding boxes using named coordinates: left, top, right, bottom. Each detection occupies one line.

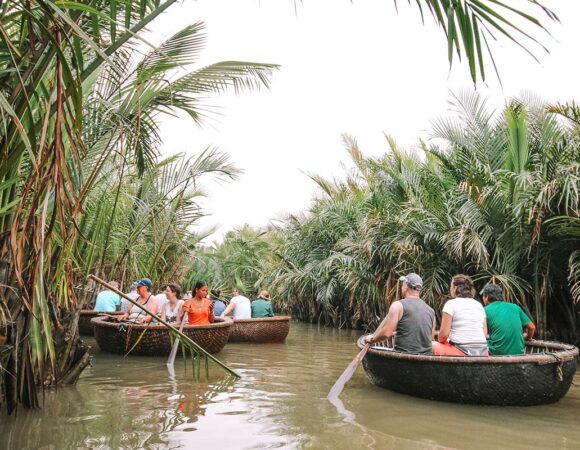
left=366, top=273, right=536, bottom=356
left=92, top=279, right=275, bottom=326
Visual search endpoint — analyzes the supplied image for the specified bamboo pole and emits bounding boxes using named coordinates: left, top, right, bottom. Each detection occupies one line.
left=88, top=274, right=240, bottom=379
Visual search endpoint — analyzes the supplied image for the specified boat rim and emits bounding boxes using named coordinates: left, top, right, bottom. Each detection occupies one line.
left=356, top=334, right=579, bottom=364
left=232, top=315, right=291, bottom=324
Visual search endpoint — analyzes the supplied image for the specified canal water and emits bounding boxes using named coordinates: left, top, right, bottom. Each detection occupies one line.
left=1, top=322, right=578, bottom=449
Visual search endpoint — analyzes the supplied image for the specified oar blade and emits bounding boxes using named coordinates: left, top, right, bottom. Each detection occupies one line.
left=327, top=343, right=370, bottom=399
left=167, top=320, right=186, bottom=366
left=166, top=337, right=180, bottom=366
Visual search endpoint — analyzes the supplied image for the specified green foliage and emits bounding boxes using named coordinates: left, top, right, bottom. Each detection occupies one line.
left=401, top=0, right=559, bottom=83
left=193, top=93, right=579, bottom=345
left=0, top=1, right=274, bottom=412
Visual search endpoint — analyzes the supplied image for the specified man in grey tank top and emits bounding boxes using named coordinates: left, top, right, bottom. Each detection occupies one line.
left=365, top=273, right=435, bottom=354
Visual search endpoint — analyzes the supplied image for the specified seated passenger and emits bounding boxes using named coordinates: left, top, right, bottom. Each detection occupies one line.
left=121, top=281, right=139, bottom=312
left=482, top=283, right=536, bottom=355
left=365, top=273, right=435, bottom=354
left=433, top=274, right=488, bottom=356
left=219, top=288, right=251, bottom=320
left=117, top=278, right=158, bottom=324
left=251, top=290, right=274, bottom=318
left=160, top=283, right=184, bottom=325
left=180, top=281, right=214, bottom=325
left=93, top=281, right=121, bottom=312
left=210, top=289, right=226, bottom=317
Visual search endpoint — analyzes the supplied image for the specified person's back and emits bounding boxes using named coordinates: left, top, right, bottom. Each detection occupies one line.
left=395, top=298, right=435, bottom=354
left=443, top=297, right=486, bottom=344
left=122, top=283, right=139, bottom=312
left=251, top=298, right=274, bottom=318
left=156, top=292, right=168, bottom=312
left=94, top=286, right=121, bottom=313
left=212, top=299, right=226, bottom=316
left=230, top=294, right=251, bottom=319
left=485, top=301, right=532, bottom=355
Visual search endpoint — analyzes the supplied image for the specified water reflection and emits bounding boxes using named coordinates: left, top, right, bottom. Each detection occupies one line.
left=0, top=323, right=578, bottom=449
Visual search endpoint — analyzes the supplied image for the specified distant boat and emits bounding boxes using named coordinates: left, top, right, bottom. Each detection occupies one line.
left=357, top=335, right=578, bottom=406
left=91, top=316, right=232, bottom=355
left=228, top=316, right=291, bottom=343
left=79, top=310, right=123, bottom=336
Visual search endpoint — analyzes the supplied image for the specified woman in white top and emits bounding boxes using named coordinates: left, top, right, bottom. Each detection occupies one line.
left=161, top=283, right=184, bottom=325
left=433, top=274, right=488, bottom=356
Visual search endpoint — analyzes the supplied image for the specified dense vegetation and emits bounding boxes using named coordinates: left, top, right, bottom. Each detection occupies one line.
left=0, top=1, right=274, bottom=412
left=0, top=0, right=561, bottom=413
left=191, top=93, right=580, bottom=346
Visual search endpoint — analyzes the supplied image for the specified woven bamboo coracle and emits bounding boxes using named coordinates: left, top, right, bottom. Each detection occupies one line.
left=79, top=310, right=124, bottom=336
left=91, top=316, right=232, bottom=355
left=357, top=335, right=578, bottom=406
left=228, top=316, right=291, bottom=343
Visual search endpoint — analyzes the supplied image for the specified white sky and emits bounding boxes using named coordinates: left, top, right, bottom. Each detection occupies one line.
left=153, top=0, right=580, bottom=244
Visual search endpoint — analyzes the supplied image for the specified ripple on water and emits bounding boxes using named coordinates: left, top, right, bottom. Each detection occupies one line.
left=0, top=324, right=578, bottom=450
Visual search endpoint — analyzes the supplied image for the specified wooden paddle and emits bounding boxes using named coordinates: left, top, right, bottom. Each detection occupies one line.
left=327, top=342, right=371, bottom=399
left=166, top=317, right=186, bottom=366
left=328, top=276, right=404, bottom=399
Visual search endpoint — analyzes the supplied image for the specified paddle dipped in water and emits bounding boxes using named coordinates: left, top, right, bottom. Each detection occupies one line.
left=327, top=342, right=370, bottom=399
left=167, top=318, right=186, bottom=366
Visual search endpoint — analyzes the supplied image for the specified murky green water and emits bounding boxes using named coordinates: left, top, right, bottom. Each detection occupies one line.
left=1, top=323, right=579, bottom=449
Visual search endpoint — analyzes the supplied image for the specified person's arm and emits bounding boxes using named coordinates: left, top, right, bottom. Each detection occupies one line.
left=117, top=304, right=131, bottom=321
left=366, top=301, right=403, bottom=344
left=523, top=321, right=536, bottom=340
left=160, top=304, right=167, bottom=323
left=438, top=312, right=453, bottom=343
left=208, top=300, right=215, bottom=323
left=373, top=314, right=390, bottom=335
left=432, top=316, right=437, bottom=341
left=483, top=317, right=489, bottom=339
left=178, top=300, right=190, bottom=324
left=220, top=300, right=235, bottom=318
left=519, top=307, right=536, bottom=341
left=174, top=301, right=183, bottom=325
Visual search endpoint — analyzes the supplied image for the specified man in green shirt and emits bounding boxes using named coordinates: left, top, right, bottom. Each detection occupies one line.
left=251, top=290, right=274, bottom=318
left=482, top=283, right=536, bottom=355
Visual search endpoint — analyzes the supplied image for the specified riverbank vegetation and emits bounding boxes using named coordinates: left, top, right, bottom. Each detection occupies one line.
left=0, top=1, right=274, bottom=413
left=0, top=0, right=562, bottom=413
left=191, top=93, right=580, bottom=346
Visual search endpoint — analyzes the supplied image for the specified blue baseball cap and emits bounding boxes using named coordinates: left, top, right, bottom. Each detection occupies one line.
left=135, top=278, right=153, bottom=289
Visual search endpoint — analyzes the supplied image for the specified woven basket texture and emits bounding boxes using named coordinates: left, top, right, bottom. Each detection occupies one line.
left=228, top=316, right=291, bottom=343
left=79, top=310, right=123, bottom=336
left=357, top=335, right=578, bottom=406
left=92, top=317, right=231, bottom=355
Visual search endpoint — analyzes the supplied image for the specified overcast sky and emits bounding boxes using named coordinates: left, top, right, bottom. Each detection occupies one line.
left=153, top=1, right=580, bottom=244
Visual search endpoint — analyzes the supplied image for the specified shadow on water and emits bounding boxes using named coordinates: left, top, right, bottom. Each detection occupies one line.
left=0, top=322, right=578, bottom=449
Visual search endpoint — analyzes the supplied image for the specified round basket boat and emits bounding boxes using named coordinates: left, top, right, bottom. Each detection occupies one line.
left=79, top=310, right=124, bottom=336
left=228, top=316, right=291, bottom=343
left=357, top=335, right=578, bottom=406
left=91, top=316, right=232, bottom=356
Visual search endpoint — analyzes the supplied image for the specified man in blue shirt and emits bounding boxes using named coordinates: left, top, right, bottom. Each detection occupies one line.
left=94, top=281, right=122, bottom=312
left=210, top=289, right=226, bottom=316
